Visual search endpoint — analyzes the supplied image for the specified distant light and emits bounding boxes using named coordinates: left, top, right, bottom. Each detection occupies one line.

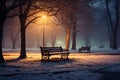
left=57, top=41, right=64, bottom=46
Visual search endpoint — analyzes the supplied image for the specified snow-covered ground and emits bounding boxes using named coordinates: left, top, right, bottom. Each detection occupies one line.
left=0, top=51, right=120, bottom=80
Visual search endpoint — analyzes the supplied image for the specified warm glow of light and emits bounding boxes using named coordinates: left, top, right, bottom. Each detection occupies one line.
left=35, top=12, right=49, bottom=24
left=41, top=15, right=47, bottom=19
left=41, top=14, right=48, bottom=24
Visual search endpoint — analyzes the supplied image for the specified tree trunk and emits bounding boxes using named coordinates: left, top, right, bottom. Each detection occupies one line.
left=0, top=0, right=7, bottom=63
left=37, top=34, right=40, bottom=48
left=12, top=41, right=16, bottom=49
left=18, top=1, right=32, bottom=58
left=107, top=25, right=113, bottom=48
left=112, top=0, right=119, bottom=50
left=19, top=25, right=26, bottom=59
left=51, top=37, right=56, bottom=47
left=112, top=31, right=117, bottom=49
left=65, top=27, right=71, bottom=50
left=105, top=0, right=114, bottom=48
left=109, top=36, right=113, bottom=48
left=51, top=28, right=56, bottom=47
left=105, top=0, right=119, bottom=49
left=72, top=24, right=76, bottom=50
left=0, top=21, right=5, bottom=63
left=11, top=38, right=17, bottom=49
left=106, top=16, right=113, bottom=48
left=85, top=36, right=91, bottom=47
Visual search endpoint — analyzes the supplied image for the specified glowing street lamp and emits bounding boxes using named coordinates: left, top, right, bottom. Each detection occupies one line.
left=42, top=15, right=47, bottom=19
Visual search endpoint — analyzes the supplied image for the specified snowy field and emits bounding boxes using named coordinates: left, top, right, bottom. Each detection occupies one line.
left=0, top=51, right=120, bottom=80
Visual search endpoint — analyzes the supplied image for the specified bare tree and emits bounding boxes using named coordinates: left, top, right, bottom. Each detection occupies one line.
left=105, top=0, right=120, bottom=49
left=18, top=0, right=43, bottom=58
left=71, top=14, right=80, bottom=50
left=3, top=17, right=20, bottom=49
left=18, top=0, right=59, bottom=58
left=55, top=0, right=92, bottom=50
left=0, top=0, right=25, bottom=64
left=51, top=22, right=59, bottom=47
left=10, top=22, right=20, bottom=49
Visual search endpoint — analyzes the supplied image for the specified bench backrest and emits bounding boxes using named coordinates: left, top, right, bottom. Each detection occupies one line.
left=40, top=46, right=63, bottom=53
left=80, top=47, right=90, bottom=50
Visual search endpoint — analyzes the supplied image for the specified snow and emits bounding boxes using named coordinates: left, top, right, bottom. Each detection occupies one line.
left=0, top=51, right=120, bottom=80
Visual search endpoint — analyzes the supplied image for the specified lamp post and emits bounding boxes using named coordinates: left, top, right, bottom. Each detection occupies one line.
left=43, top=23, right=45, bottom=46
left=41, top=15, right=47, bottom=47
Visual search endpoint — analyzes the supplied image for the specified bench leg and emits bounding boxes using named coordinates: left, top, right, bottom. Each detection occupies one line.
left=61, top=54, right=63, bottom=59
left=61, top=54, right=69, bottom=59
left=48, top=56, right=50, bottom=60
left=41, top=55, right=50, bottom=61
left=66, top=54, right=69, bottom=59
left=41, top=55, right=43, bottom=61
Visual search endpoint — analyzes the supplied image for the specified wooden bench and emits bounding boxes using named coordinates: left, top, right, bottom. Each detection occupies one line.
left=79, top=46, right=90, bottom=53
left=40, top=46, right=70, bottom=60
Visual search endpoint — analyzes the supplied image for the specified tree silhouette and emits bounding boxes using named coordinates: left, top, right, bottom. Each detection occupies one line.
left=105, top=0, right=120, bottom=49
left=0, top=0, right=25, bottom=64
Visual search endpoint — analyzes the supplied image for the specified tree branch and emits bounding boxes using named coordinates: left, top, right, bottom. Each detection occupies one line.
left=25, top=17, right=40, bottom=27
